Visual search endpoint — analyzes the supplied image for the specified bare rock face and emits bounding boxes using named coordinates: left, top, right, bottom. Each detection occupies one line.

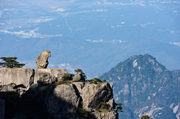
left=34, top=68, right=68, bottom=84
left=73, top=72, right=81, bottom=82
left=36, top=50, right=51, bottom=69
left=0, top=68, right=67, bottom=93
left=73, top=72, right=86, bottom=82
left=73, top=82, right=115, bottom=110
left=46, top=84, right=81, bottom=119
left=73, top=70, right=86, bottom=82
left=46, top=82, right=117, bottom=119
left=77, top=82, right=113, bottom=110
left=93, top=111, right=118, bottom=119
left=0, top=68, right=34, bottom=89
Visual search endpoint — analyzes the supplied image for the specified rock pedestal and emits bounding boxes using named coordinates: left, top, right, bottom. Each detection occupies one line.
left=0, top=68, right=67, bottom=91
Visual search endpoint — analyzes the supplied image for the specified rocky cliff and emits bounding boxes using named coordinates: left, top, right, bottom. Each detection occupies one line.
left=0, top=68, right=118, bottom=119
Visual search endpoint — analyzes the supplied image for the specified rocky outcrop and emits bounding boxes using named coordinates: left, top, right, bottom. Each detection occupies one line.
left=45, top=82, right=117, bottom=119
left=0, top=68, right=67, bottom=92
left=46, top=84, right=81, bottom=119
left=34, top=68, right=68, bottom=84
left=36, top=50, right=51, bottom=69
left=73, top=72, right=86, bottom=82
left=72, top=82, right=113, bottom=111
left=73, top=69, right=86, bottom=82
left=0, top=68, right=118, bottom=119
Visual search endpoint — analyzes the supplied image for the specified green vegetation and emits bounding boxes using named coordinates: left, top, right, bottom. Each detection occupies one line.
left=141, top=115, right=152, bottom=119
left=100, top=102, right=110, bottom=109
left=89, top=78, right=102, bottom=83
left=38, top=73, right=50, bottom=85
left=77, top=108, right=89, bottom=118
left=102, top=79, right=106, bottom=82
left=95, top=102, right=110, bottom=112
left=62, top=73, right=74, bottom=80
left=0, top=57, right=25, bottom=68
left=55, top=73, right=74, bottom=85
left=10, top=82, right=16, bottom=86
left=115, top=102, right=123, bottom=112
left=42, top=73, right=48, bottom=78
left=74, top=69, right=83, bottom=73
left=55, top=80, right=72, bottom=85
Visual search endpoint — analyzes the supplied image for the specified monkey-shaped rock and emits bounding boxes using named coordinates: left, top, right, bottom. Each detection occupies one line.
left=36, top=50, right=51, bottom=69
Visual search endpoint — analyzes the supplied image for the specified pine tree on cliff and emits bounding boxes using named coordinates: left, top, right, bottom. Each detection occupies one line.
left=0, top=57, right=25, bottom=68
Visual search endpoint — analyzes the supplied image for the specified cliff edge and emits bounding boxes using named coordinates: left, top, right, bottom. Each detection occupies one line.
left=0, top=68, right=118, bottom=119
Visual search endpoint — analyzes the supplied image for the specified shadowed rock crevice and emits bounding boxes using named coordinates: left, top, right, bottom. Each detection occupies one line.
left=88, top=83, right=113, bottom=109
left=29, top=69, right=35, bottom=87
left=72, top=84, right=83, bottom=108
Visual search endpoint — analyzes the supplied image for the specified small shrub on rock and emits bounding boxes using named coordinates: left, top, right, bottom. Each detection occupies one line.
left=42, top=74, right=48, bottom=78
left=74, top=69, right=83, bottom=73
left=55, top=80, right=72, bottom=85
left=115, top=102, right=123, bottom=112
left=89, top=78, right=102, bottom=84
left=10, top=82, right=16, bottom=87
left=96, top=102, right=110, bottom=112
left=102, top=80, right=106, bottom=82
left=77, top=108, right=89, bottom=118
left=100, top=102, right=110, bottom=109
left=62, top=73, right=74, bottom=80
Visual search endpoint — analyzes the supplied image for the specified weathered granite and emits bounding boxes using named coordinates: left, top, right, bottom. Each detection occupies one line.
left=73, top=82, right=113, bottom=110
left=0, top=68, right=118, bottom=119
left=36, top=50, right=51, bottom=69
left=46, top=84, right=81, bottom=119
left=0, top=68, right=67, bottom=89
left=0, top=84, right=16, bottom=92
left=93, top=111, right=118, bottom=119
left=73, top=72, right=86, bottom=82
left=0, top=68, right=34, bottom=89
left=34, top=68, right=68, bottom=84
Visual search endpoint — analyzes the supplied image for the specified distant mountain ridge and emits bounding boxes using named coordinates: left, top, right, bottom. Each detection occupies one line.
left=100, top=54, right=180, bottom=119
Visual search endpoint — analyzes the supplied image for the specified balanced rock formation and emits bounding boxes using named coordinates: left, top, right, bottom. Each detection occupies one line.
left=36, top=50, right=51, bottom=69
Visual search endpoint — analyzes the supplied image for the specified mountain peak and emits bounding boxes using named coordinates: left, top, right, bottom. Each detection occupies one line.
left=115, top=54, right=167, bottom=74
left=100, top=54, right=180, bottom=119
